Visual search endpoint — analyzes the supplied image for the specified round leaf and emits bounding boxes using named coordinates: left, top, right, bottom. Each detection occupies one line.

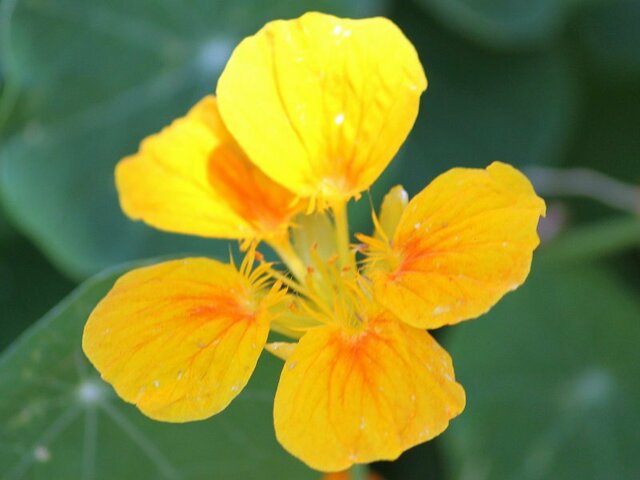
left=442, top=263, right=640, bottom=479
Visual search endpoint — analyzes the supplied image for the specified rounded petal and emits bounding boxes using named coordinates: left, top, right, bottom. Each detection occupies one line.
left=116, top=96, right=299, bottom=239
left=217, top=12, right=426, bottom=203
left=83, top=258, right=270, bottom=422
left=371, top=162, right=546, bottom=329
left=273, top=313, right=465, bottom=472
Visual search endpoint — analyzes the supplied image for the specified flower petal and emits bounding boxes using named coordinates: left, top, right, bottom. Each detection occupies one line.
left=371, top=162, right=545, bottom=329
left=83, top=258, right=270, bottom=422
left=273, top=313, right=465, bottom=472
left=217, top=12, right=426, bottom=203
left=116, top=96, right=299, bottom=239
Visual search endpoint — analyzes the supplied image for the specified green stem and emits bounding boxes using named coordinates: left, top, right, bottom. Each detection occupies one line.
left=526, top=166, right=640, bottom=214
left=539, top=216, right=640, bottom=264
left=350, top=464, right=369, bottom=480
left=269, top=238, right=307, bottom=282
left=333, top=202, right=352, bottom=271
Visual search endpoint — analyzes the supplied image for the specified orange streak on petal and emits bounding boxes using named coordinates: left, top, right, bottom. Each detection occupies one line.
left=274, top=312, right=465, bottom=472
left=371, top=162, right=545, bottom=329
left=82, top=258, right=270, bottom=422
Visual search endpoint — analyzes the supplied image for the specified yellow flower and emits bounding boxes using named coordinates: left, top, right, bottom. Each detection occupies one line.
left=83, top=12, right=545, bottom=473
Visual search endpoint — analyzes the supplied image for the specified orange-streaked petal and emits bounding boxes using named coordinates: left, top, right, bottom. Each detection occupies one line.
left=217, top=12, right=426, bottom=204
left=370, top=162, right=545, bottom=329
left=377, top=185, right=409, bottom=240
left=83, top=258, right=270, bottom=422
left=116, top=95, right=299, bottom=239
left=274, top=313, right=465, bottom=472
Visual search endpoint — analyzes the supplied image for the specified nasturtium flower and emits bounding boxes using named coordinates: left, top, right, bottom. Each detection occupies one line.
left=83, top=11, right=545, bottom=473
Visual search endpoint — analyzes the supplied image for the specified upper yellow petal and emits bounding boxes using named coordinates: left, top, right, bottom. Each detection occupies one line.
left=116, top=96, right=300, bottom=239
left=273, top=312, right=465, bottom=472
left=217, top=12, right=426, bottom=204
left=82, top=258, right=270, bottom=422
left=369, top=162, right=546, bottom=329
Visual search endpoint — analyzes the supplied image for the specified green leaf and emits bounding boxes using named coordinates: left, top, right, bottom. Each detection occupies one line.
left=574, top=0, right=640, bottom=82
left=441, top=263, right=640, bottom=479
left=0, top=262, right=316, bottom=479
left=412, top=0, right=570, bottom=49
left=562, top=83, right=640, bottom=183
left=0, top=0, right=384, bottom=279
left=389, top=4, right=578, bottom=196
left=0, top=232, right=75, bottom=351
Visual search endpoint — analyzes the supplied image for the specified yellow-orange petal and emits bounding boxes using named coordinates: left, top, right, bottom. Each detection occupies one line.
left=273, top=312, right=465, bottom=472
left=217, top=12, right=426, bottom=204
left=116, top=95, right=300, bottom=239
left=377, top=185, right=409, bottom=240
left=370, top=162, right=545, bottom=330
left=82, top=258, right=270, bottom=422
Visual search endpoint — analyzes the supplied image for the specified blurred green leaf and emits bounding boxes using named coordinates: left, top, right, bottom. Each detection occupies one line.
left=442, top=263, right=640, bottom=479
left=562, top=82, right=640, bottom=183
left=0, top=0, right=384, bottom=279
left=538, top=216, right=640, bottom=264
left=0, top=232, right=75, bottom=351
left=0, top=261, right=316, bottom=479
left=390, top=4, right=578, bottom=196
left=413, top=0, right=572, bottom=49
left=573, top=0, right=640, bottom=82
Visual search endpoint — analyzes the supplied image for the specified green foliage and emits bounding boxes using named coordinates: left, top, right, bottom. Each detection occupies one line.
left=443, top=262, right=640, bottom=479
left=0, top=263, right=316, bottom=479
left=574, top=0, right=640, bottom=82
left=392, top=2, right=577, bottom=197
left=413, top=0, right=567, bottom=49
left=0, top=230, right=75, bottom=350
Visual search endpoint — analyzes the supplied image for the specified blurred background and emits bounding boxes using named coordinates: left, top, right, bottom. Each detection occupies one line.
left=1, top=0, right=639, bottom=478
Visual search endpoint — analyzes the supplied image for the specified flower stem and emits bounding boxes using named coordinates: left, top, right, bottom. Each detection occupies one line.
left=269, top=237, right=307, bottom=283
left=525, top=166, right=640, bottom=214
left=350, top=464, right=369, bottom=480
left=333, top=202, right=353, bottom=272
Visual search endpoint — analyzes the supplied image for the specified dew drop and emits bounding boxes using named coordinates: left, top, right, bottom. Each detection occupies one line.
left=334, top=113, right=345, bottom=125
left=153, top=379, right=161, bottom=388
left=432, top=305, right=450, bottom=315
left=288, top=361, right=298, bottom=370
left=414, top=222, right=421, bottom=230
